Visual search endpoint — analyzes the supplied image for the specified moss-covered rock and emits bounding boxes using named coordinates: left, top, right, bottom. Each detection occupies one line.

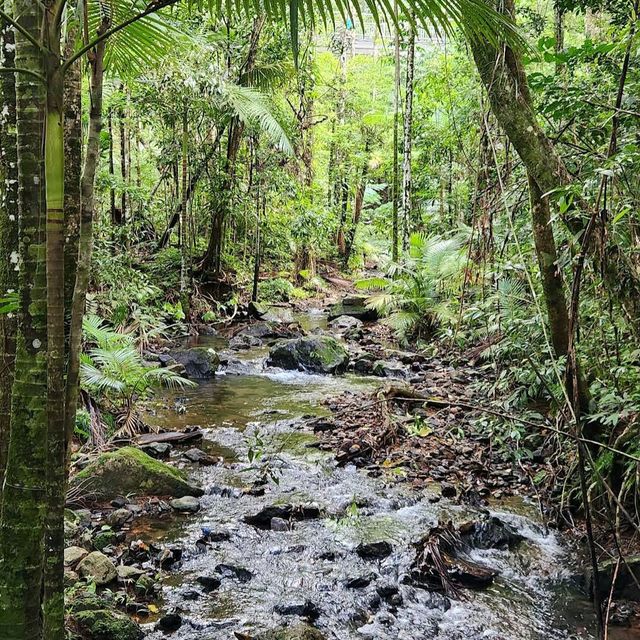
left=76, top=551, right=117, bottom=585
left=257, top=624, right=326, bottom=640
left=267, top=336, right=348, bottom=374
left=71, top=447, right=203, bottom=501
left=74, top=608, right=143, bottom=640
left=93, top=530, right=118, bottom=552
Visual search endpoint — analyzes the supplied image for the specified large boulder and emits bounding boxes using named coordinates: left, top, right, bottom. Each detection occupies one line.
left=267, top=336, right=348, bottom=374
left=77, top=551, right=117, bottom=585
left=328, top=294, right=378, bottom=322
left=168, top=347, right=220, bottom=379
left=71, top=447, right=203, bottom=501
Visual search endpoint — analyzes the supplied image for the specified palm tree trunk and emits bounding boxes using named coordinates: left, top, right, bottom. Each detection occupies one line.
left=0, top=3, right=49, bottom=636
left=401, top=26, right=415, bottom=250
left=0, top=2, right=19, bottom=482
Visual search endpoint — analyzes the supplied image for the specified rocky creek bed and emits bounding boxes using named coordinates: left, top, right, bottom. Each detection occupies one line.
left=65, top=304, right=615, bottom=640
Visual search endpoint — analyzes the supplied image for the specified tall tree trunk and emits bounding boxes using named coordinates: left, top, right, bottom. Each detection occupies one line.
left=343, top=138, right=371, bottom=267
left=470, top=0, right=591, bottom=416
left=554, top=2, right=565, bottom=76
left=119, top=96, right=127, bottom=224
left=391, top=9, right=400, bottom=261
left=0, top=3, right=49, bottom=636
left=180, top=105, right=190, bottom=316
left=64, top=21, right=109, bottom=467
left=43, top=51, right=66, bottom=640
left=109, top=108, right=118, bottom=224
left=63, top=13, right=82, bottom=317
left=202, top=16, right=264, bottom=276
left=401, top=26, right=415, bottom=250
left=0, top=1, right=19, bottom=482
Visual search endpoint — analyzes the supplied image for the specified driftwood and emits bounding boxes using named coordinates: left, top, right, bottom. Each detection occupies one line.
left=136, top=429, right=203, bottom=445
left=411, top=522, right=498, bottom=597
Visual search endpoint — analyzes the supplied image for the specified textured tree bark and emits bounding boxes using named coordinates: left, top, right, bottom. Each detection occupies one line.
left=343, top=137, right=371, bottom=268
left=401, top=26, right=415, bottom=251
left=0, top=2, right=19, bottom=482
left=63, top=13, right=82, bottom=317
left=0, top=2, right=49, bottom=637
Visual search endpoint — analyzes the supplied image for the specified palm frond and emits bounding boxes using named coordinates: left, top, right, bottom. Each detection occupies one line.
left=222, top=82, right=294, bottom=154
left=143, top=367, right=197, bottom=390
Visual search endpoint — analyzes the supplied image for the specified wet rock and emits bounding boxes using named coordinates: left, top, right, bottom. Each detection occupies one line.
left=111, top=497, right=127, bottom=508
left=158, top=545, right=183, bottom=568
left=255, top=624, right=326, bottom=640
left=329, top=315, right=364, bottom=332
left=353, top=358, right=375, bottom=375
left=74, top=608, right=143, bottom=640
left=274, top=600, right=321, bottom=620
left=140, top=442, right=172, bottom=459
left=589, top=556, right=640, bottom=600
left=196, top=575, right=222, bottom=592
left=93, top=530, right=118, bottom=552
left=328, top=294, right=378, bottom=322
left=71, top=447, right=203, bottom=501
left=440, top=483, right=456, bottom=499
left=107, top=508, right=133, bottom=528
left=244, top=504, right=321, bottom=529
left=170, top=496, right=201, bottom=513
left=271, top=517, right=290, bottom=532
left=459, top=516, right=524, bottom=550
left=77, top=551, right=117, bottom=585
left=183, top=448, right=218, bottom=466
left=229, top=334, right=263, bottom=350
left=117, top=565, right=145, bottom=581
left=372, top=360, right=407, bottom=379
left=157, top=613, right=182, bottom=632
left=64, top=546, right=89, bottom=568
left=345, top=573, right=376, bottom=588
left=201, top=527, right=231, bottom=542
left=216, top=563, right=253, bottom=583
left=169, top=347, right=220, bottom=379
left=356, top=541, right=393, bottom=560
left=267, top=336, right=348, bottom=374
left=375, top=584, right=399, bottom=599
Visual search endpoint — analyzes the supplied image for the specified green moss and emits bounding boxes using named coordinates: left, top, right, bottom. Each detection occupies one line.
left=74, top=609, right=143, bottom=640
left=272, top=432, right=320, bottom=457
left=72, top=446, right=202, bottom=500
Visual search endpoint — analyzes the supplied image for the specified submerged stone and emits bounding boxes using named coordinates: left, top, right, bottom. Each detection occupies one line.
left=256, top=625, right=326, bottom=640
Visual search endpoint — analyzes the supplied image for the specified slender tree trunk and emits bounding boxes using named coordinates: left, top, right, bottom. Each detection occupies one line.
left=392, top=8, right=400, bottom=261
left=180, top=105, right=190, bottom=316
left=64, top=22, right=109, bottom=464
left=343, top=138, right=371, bottom=267
left=470, top=0, right=591, bottom=416
left=0, top=3, right=49, bottom=636
left=202, top=16, right=264, bottom=276
left=63, top=14, right=82, bottom=317
left=402, top=26, right=415, bottom=250
left=554, top=3, right=565, bottom=76
left=0, top=1, right=19, bottom=482
left=109, top=108, right=117, bottom=224
left=252, top=176, right=262, bottom=303
left=119, top=97, right=127, bottom=224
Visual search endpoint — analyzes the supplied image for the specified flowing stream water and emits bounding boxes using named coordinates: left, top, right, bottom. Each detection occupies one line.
left=139, top=311, right=599, bottom=640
